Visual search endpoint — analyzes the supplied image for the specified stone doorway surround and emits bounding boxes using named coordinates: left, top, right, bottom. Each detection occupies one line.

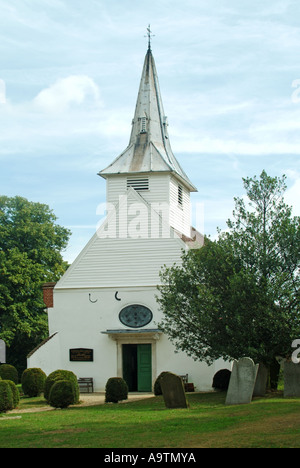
left=102, top=329, right=162, bottom=390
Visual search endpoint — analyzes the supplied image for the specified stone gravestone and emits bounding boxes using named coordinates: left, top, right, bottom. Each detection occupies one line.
left=160, top=372, right=189, bottom=409
left=225, top=357, right=259, bottom=405
left=283, top=361, right=300, bottom=397
left=253, top=363, right=269, bottom=397
left=0, top=340, right=6, bottom=364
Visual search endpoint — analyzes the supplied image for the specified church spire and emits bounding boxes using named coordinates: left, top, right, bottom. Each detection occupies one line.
left=99, top=40, right=197, bottom=192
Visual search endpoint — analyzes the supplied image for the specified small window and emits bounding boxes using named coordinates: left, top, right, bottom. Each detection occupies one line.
left=178, top=185, right=183, bottom=206
left=127, top=177, right=149, bottom=191
left=140, top=117, right=147, bottom=133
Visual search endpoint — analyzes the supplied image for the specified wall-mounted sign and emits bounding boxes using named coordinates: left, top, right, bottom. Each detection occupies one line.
left=69, top=348, right=94, bottom=362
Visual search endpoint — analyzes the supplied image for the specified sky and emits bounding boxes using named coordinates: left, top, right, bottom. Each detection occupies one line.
left=0, top=0, right=300, bottom=263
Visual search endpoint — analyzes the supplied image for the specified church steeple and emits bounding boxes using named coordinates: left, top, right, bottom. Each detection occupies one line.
left=99, top=44, right=197, bottom=193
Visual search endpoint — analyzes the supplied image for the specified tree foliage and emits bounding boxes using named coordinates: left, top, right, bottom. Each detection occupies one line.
left=157, top=171, right=300, bottom=367
left=0, top=196, right=71, bottom=371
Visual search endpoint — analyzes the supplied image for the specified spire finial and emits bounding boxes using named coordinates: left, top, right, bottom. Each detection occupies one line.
left=145, top=24, right=155, bottom=50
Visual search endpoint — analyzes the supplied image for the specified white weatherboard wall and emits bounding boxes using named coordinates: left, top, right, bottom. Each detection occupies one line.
left=106, top=173, right=191, bottom=239
left=57, top=188, right=187, bottom=289
left=170, top=176, right=191, bottom=237
left=106, top=173, right=170, bottom=206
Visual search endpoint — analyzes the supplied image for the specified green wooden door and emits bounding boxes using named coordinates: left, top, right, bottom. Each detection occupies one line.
left=137, top=344, right=152, bottom=392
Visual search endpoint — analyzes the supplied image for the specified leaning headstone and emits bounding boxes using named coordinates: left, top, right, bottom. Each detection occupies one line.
left=225, top=357, right=259, bottom=405
left=253, top=363, right=269, bottom=397
left=160, top=372, right=189, bottom=409
left=283, top=361, right=300, bottom=397
left=0, top=340, right=6, bottom=364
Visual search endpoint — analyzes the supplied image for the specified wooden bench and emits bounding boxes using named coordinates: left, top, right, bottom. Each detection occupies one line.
left=179, top=374, right=195, bottom=392
left=184, top=383, right=195, bottom=392
left=179, top=374, right=188, bottom=384
left=78, top=377, right=94, bottom=393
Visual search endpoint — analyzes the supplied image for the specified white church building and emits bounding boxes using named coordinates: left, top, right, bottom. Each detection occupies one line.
left=28, top=42, right=228, bottom=392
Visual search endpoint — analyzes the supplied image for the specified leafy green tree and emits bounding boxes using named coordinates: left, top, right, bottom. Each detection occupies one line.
left=0, top=196, right=71, bottom=373
left=157, top=171, right=300, bottom=370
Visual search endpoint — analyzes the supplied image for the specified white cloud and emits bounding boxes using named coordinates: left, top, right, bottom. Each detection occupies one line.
left=172, top=134, right=300, bottom=156
left=33, top=75, right=102, bottom=113
left=0, top=74, right=108, bottom=160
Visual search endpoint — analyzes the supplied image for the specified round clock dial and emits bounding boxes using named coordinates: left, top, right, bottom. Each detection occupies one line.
left=119, top=305, right=153, bottom=328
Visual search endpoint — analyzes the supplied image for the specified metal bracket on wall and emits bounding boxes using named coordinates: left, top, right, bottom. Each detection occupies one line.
left=89, top=293, right=98, bottom=303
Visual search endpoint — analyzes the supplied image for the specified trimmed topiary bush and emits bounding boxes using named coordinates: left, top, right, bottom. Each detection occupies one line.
left=212, top=369, right=231, bottom=391
left=105, top=377, right=128, bottom=403
left=0, top=380, right=14, bottom=412
left=21, top=368, right=47, bottom=397
left=48, top=380, right=76, bottom=408
left=5, top=380, right=19, bottom=408
left=0, top=364, right=18, bottom=384
left=153, top=372, right=169, bottom=395
left=44, top=370, right=79, bottom=404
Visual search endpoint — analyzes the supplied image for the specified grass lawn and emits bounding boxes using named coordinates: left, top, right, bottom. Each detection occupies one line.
left=0, top=391, right=299, bottom=448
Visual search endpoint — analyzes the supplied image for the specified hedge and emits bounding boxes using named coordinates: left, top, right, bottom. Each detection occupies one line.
left=0, top=380, right=14, bottom=413
left=44, top=370, right=79, bottom=404
left=0, top=364, right=18, bottom=384
left=212, top=369, right=231, bottom=390
left=105, top=377, right=128, bottom=403
left=21, top=368, right=47, bottom=397
left=49, top=380, right=77, bottom=408
left=6, top=380, right=19, bottom=408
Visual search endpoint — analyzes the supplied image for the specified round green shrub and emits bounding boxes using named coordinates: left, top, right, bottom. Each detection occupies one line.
left=5, top=380, right=19, bottom=408
left=21, top=368, right=47, bottom=397
left=48, top=380, right=76, bottom=408
left=153, top=372, right=169, bottom=395
left=0, top=380, right=14, bottom=413
left=44, top=370, right=79, bottom=404
left=105, top=377, right=128, bottom=403
left=0, top=364, right=18, bottom=384
left=212, top=369, right=231, bottom=391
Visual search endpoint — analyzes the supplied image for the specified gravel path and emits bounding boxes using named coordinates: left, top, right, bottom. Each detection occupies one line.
left=6, top=392, right=154, bottom=415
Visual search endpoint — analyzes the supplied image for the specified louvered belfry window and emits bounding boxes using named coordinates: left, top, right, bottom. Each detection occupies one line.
left=178, top=184, right=183, bottom=206
left=140, top=117, right=147, bottom=133
left=127, top=177, right=149, bottom=191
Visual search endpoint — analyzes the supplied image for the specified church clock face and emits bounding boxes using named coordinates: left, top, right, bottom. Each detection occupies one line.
left=119, top=305, right=153, bottom=328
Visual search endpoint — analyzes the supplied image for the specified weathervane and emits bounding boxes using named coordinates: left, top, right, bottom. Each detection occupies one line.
left=145, top=24, right=155, bottom=50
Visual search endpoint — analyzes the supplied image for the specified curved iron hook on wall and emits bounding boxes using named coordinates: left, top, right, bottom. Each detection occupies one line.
left=89, top=293, right=98, bottom=303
